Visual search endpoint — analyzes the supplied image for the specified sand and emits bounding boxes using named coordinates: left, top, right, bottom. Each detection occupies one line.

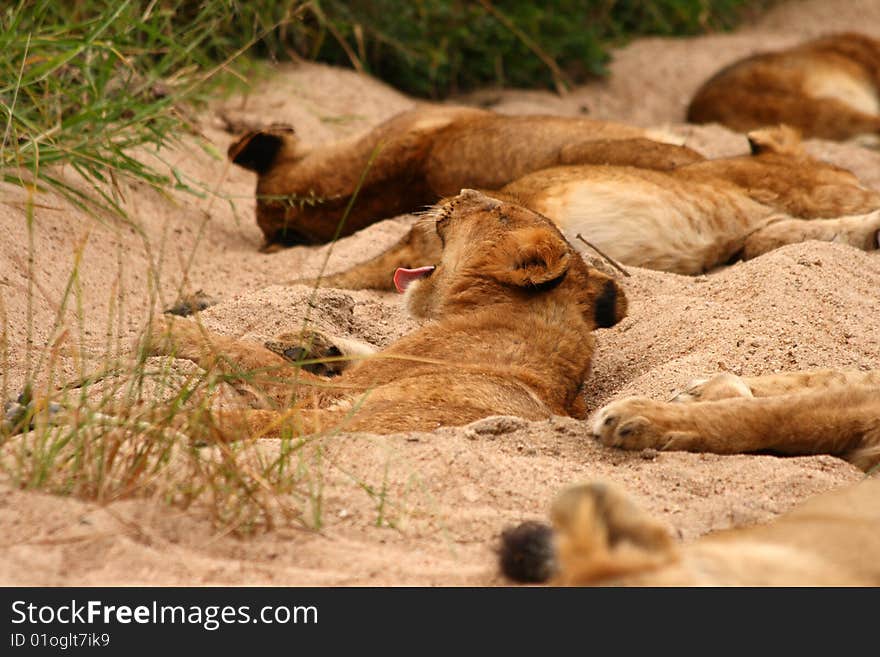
left=0, top=0, right=878, bottom=586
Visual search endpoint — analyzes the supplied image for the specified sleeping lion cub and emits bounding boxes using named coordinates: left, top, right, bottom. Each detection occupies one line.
left=687, top=32, right=880, bottom=140
left=228, top=105, right=700, bottom=249
left=132, top=190, right=626, bottom=439
left=499, top=367, right=880, bottom=586
left=312, top=124, right=880, bottom=287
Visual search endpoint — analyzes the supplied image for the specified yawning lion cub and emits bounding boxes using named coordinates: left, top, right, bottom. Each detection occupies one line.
left=141, top=190, right=626, bottom=439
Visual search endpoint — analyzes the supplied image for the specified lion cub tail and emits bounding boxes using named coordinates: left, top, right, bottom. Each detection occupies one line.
left=498, top=521, right=558, bottom=583
left=500, top=482, right=677, bottom=585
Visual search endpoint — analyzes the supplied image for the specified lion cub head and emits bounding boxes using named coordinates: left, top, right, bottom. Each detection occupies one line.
left=746, top=124, right=862, bottom=185
left=397, top=189, right=627, bottom=329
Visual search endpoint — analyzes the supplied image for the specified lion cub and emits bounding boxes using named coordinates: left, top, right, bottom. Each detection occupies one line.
left=687, top=32, right=880, bottom=140
left=140, top=190, right=626, bottom=439
left=500, top=478, right=880, bottom=586
left=228, top=105, right=701, bottom=249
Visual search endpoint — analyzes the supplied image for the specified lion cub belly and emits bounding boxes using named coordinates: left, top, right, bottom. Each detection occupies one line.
left=530, top=175, right=767, bottom=275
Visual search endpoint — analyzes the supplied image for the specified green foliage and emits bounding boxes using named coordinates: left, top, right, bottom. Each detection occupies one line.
left=303, top=0, right=770, bottom=98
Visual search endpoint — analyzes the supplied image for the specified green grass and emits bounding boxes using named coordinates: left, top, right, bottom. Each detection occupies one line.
left=303, top=0, right=775, bottom=98
left=0, top=206, right=304, bottom=532
left=0, top=233, right=399, bottom=533
left=0, top=0, right=297, bottom=218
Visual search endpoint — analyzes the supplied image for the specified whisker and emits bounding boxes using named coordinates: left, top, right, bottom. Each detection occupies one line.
left=413, top=216, right=438, bottom=231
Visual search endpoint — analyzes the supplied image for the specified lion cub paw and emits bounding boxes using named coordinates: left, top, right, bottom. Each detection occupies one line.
left=500, top=481, right=676, bottom=585
left=264, top=329, right=346, bottom=376
left=670, top=372, right=753, bottom=403
left=591, top=397, right=699, bottom=451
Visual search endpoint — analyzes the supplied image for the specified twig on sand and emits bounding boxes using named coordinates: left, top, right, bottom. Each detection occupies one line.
left=575, top=233, right=632, bottom=278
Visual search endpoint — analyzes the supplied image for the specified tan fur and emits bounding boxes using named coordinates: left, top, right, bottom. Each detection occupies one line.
left=687, top=33, right=880, bottom=140
left=541, top=478, right=880, bottom=586
left=142, top=191, right=627, bottom=439
left=228, top=106, right=702, bottom=249
left=592, top=368, right=880, bottom=471
left=316, top=125, right=880, bottom=284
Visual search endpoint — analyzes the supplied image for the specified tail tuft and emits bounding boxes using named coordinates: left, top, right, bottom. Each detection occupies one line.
left=498, top=521, right=557, bottom=583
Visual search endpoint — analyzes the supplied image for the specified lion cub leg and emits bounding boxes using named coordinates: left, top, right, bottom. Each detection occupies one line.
left=143, top=316, right=286, bottom=372
left=670, top=372, right=754, bottom=403
left=593, top=386, right=880, bottom=470
left=671, top=369, right=880, bottom=402
left=743, top=210, right=880, bottom=260
left=264, top=328, right=375, bottom=376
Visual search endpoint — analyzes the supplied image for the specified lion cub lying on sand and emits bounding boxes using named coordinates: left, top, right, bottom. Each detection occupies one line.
left=500, top=367, right=880, bottom=585
left=316, top=125, right=880, bottom=287
left=688, top=32, right=880, bottom=140
left=500, top=478, right=880, bottom=586
left=142, top=190, right=626, bottom=439
left=229, top=105, right=700, bottom=249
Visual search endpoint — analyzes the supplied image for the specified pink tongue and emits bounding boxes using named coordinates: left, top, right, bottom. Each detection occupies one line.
left=393, top=266, right=435, bottom=293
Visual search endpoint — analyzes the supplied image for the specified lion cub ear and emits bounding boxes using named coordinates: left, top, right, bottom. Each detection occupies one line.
left=490, top=227, right=572, bottom=288
left=228, top=124, right=296, bottom=174
left=747, top=124, right=803, bottom=156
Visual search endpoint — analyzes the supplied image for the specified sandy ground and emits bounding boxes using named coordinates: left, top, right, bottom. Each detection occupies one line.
left=1, top=0, right=878, bottom=585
